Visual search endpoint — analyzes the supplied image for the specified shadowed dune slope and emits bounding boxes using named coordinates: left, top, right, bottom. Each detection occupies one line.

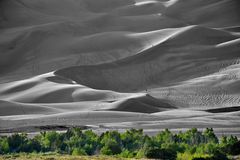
left=0, top=0, right=240, bottom=134
left=55, top=26, right=240, bottom=91
left=0, top=73, right=175, bottom=115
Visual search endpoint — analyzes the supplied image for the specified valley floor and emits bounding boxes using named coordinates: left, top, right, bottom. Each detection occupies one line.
left=0, top=153, right=240, bottom=160
left=0, top=154, right=127, bottom=160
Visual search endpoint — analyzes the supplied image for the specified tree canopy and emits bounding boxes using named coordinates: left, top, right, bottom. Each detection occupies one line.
left=0, top=128, right=239, bottom=160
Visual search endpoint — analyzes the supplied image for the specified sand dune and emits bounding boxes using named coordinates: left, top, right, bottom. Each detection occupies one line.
left=0, top=0, right=240, bottom=135
left=55, top=25, right=240, bottom=92
left=0, top=72, right=175, bottom=118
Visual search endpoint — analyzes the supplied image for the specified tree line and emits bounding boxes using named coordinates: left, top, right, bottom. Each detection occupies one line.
left=0, top=128, right=240, bottom=160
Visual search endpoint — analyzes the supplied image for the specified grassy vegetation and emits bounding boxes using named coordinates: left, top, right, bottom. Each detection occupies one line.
left=0, top=153, right=126, bottom=160
left=0, top=128, right=240, bottom=160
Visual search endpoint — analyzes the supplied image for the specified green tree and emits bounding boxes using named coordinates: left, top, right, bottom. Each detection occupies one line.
left=82, top=130, right=99, bottom=155
left=100, top=131, right=122, bottom=155
left=154, top=129, right=174, bottom=145
left=121, top=129, right=145, bottom=152
left=100, top=139, right=122, bottom=155
left=38, top=131, right=61, bottom=152
left=203, top=128, right=218, bottom=144
left=184, top=128, right=204, bottom=145
left=0, top=137, right=9, bottom=154
left=221, top=135, right=240, bottom=155
left=7, top=133, right=28, bottom=153
left=64, top=128, right=99, bottom=155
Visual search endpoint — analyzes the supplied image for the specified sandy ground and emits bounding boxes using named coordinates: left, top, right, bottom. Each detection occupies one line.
left=0, top=0, right=240, bottom=136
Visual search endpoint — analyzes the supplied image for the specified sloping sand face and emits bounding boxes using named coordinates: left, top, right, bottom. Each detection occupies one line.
left=0, top=0, right=240, bottom=136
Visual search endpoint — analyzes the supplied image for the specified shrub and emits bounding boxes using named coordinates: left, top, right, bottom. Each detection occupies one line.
left=118, top=149, right=135, bottom=158
left=144, top=147, right=177, bottom=160
left=71, top=148, right=87, bottom=156
left=100, top=139, right=122, bottom=155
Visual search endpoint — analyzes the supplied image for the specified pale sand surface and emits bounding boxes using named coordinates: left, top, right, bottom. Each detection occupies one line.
left=0, top=0, right=240, bottom=136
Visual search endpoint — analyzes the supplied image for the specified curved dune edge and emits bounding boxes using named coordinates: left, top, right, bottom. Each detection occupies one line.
left=0, top=72, right=175, bottom=117
left=0, top=0, right=240, bottom=135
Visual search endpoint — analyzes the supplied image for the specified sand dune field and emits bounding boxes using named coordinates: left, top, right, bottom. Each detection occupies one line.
left=0, top=0, right=240, bottom=136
